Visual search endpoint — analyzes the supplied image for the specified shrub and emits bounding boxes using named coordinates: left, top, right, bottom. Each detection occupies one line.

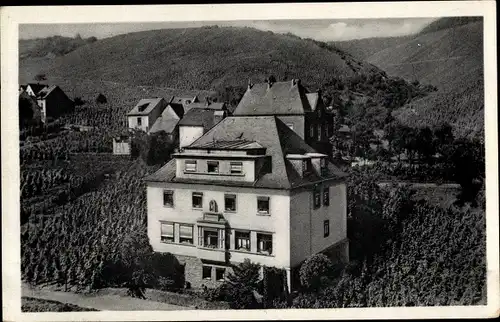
left=96, top=93, right=107, bottom=104
left=299, top=253, right=333, bottom=290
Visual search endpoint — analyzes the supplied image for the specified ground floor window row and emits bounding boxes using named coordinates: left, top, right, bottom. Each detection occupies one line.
left=160, top=222, right=273, bottom=255
left=202, top=265, right=226, bottom=282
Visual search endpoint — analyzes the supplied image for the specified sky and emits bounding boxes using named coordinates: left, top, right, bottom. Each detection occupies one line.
left=19, top=18, right=438, bottom=42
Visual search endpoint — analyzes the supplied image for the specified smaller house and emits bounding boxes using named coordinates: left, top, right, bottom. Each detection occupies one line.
left=36, top=85, right=75, bottom=123
left=178, top=108, right=227, bottom=148
left=127, top=98, right=168, bottom=132
left=113, top=135, right=131, bottom=156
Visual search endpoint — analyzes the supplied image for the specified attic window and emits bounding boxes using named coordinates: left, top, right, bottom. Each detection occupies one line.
left=138, top=103, right=149, bottom=112
left=302, top=160, right=310, bottom=173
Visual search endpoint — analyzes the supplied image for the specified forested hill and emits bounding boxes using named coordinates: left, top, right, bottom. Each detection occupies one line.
left=368, top=19, right=484, bottom=139
left=35, top=26, right=385, bottom=91
left=332, top=18, right=484, bottom=139
left=19, top=35, right=98, bottom=59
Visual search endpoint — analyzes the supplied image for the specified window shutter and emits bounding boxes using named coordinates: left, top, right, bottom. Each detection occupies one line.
left=180, top=225, right=193, bottom=238
left=161, top=223, right=174, bottom=237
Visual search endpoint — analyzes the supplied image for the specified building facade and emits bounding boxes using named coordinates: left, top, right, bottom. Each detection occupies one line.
left=145, top=116, right=348, bottom=291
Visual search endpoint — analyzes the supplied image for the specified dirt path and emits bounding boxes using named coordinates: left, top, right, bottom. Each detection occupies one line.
left=22, top=283, right=191, bottom=311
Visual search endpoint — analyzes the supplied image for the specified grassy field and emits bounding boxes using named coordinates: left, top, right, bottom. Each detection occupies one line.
left=22, top=297, right=98, bottom=312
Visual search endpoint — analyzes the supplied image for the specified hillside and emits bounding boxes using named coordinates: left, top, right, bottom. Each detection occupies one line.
left=331, top=35, right=413, bottom=61
left=19, top=35, right=98, bottom=59
left=26, top=26, right=383, bottom=91
left=367, top=20, right=483, bottom=139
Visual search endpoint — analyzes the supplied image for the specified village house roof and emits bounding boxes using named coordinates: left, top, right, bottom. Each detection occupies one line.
left=232, top=79, right=318, bottom=116
left=170, top=95, right=198, bottom=107
left=177, top=108, right=222, bottom=132
left=27, top=83, right=49, bottom=95
left=149, top=118, right=180, bottom=134
left=146, top=116, right=346, bottom=189
left=127, top=98, right=164, bottom=116
left=36, top=85, right=59, bottom=99
left=186, top=101, right=226, bottom=111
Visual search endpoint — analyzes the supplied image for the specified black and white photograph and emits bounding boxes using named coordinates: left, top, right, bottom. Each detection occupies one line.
left=1, top=2, right=498, bottom=321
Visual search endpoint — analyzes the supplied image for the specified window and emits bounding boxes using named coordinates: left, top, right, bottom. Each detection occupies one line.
left=160, top=222, right=174, bottom=243
left=320, top=158, right=327, bottom=174
left=216, top=267, right=225, bottom=281
left=318, top=124, right=322, bottom=140
left=323, top=187, right=330, bottom=206
left=235, top=231, right=250, bottom=251
left=202, top=266, right=212, bottom=280
left=324, top=220, right=330, bottom=237
left=302, top=160, right=310, bottom=173
left=203, top=228, right=219, bottom=248
left=137, top=117, right=142, bottom=126
left=257, top=233, right=273, bottom=255
left=230, top=162, right=243, bottom=174
left=207, top=161, right=219, bottom=173
left=309, top=125, right=314, bottom=138
left=163, top=190, right=174, bottom=207
left=313, top=187, right=321, bottom=209
left=224, top=194, right=237, bottom=212
left=192, top=192, right=203, bottom=209
left=257, top=196, right=270, bottom=215
left=286, top=123, right=294, bottom=130
left=179, top=225, right=193, bottom=244
left=185, top=160, right=197, bottom=172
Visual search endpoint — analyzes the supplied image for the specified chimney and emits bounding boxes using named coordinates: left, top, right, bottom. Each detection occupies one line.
left=292, top=78, right=301, bottom=87
left=248, top=79, right=253, bottom=90
left=267, top=75, right=276, bottom=90
left=205, top=96, right=210, bottom=107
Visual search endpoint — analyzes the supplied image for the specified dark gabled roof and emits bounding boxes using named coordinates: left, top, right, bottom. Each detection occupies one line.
left=167, top=102, right=186, bottom=118
left=36, top=85, right=58, bottom=99
left=127, top=98, right=164, bottom=116
left=27, top=83, right=49, bottom=95
left=233, top=80, right=315, bottom=116
left=146, top=116, right=346, bottom=189
left=177, top=108, right=222, bottom=131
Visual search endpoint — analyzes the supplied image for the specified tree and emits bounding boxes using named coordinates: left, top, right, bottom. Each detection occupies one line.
left=96, top=93, right=107, bottom=104
left=34, top=73, right=47, bottom=82
left=225, top=259, right=262, bottom=309
left=299, top=253, right=333, bottom=290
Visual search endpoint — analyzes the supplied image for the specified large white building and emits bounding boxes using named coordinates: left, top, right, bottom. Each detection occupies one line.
left=145, top=116, right=348, bottom=291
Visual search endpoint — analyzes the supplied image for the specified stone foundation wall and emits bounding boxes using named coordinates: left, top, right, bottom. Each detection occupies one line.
left=175, top=254, right=232, bottom=289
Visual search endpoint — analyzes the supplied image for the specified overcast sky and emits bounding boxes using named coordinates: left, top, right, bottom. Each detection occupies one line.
left=19, top=18, right=438, bottom=42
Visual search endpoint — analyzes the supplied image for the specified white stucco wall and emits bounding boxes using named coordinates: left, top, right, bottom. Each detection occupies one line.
left=289, top=182, right=347, bottom=267
left=147, top=182, right=291, bottom=268
left=179, top=126, right=205, bottom=148
left=128, top=116, right=149, bottom=132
